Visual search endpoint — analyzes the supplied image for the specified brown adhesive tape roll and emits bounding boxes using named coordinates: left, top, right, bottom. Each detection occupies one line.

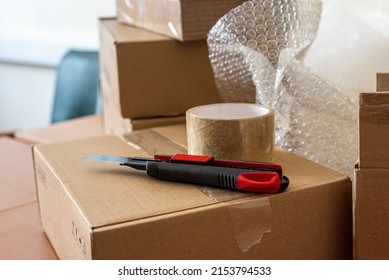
left=186, top=103, right=275, bottom=162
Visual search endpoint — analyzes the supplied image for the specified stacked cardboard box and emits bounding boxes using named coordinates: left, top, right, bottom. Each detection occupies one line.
left=116, top=0, right=243, bottom=41
left=354, top=74, right=389, bottom=259
left=99, top=6, right=228, bottom=135
left=15, top=115, right=103, bottom=145
left=33, top=124, right=352, bottom=259
left=99, top=1, right=254, bottom=135
left=102, top=1, right=271, bottom=135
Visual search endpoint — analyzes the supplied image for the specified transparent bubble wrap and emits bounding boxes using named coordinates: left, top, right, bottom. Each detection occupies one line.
left=207, top=0, right=359, bottom=177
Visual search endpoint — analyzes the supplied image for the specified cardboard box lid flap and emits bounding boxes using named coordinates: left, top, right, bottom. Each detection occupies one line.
left=34, top=136, right=218, bottom=228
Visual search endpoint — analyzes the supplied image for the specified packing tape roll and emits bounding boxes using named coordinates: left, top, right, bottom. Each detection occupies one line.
left=186, top=103, right=275, bottom=162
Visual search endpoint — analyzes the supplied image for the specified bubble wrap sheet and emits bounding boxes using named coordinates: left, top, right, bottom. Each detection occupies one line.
left=207, top=0, right=358, bottom=177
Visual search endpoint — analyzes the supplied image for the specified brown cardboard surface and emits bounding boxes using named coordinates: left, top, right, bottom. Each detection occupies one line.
left=359, top=92, right=389, bottom=169
left=14, top=115, right=103, bottom=145
left=99, top=18, right=220, bottom=120
left=377, top=73, right=389, bottom=92
left=116, top=0, right=243, bottom=41
left=34, top=125, right=352, bottom=259
left=0, top=137, right=37, bottom=211
left=151, top=124, right=188, bottom=145
left=354, top=168, right=389, bottom=259
left=0, top=202, right=58, bottom=260
left=101, top=76, right=186, bottom=135
left=354, top=92, right=389, bottom=259
left=124, top=125, right=188, bottom=155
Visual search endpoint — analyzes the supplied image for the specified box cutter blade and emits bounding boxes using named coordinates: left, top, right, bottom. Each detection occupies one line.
left=83, top=154, right=289, bottom=194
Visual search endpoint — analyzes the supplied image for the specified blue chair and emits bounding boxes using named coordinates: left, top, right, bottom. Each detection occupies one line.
left=51, top=50, right=100, bottom=123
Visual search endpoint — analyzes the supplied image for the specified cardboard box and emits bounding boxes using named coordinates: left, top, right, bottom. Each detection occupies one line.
left=14, top=115, right=103, bottom=145
left=0, top=202, right=58, bottom=260
left=358, top=93, right=389, bottom=169
left=102, top=108, right=186, bottom=136
left=99, top=18, right=220, bottom=121
left=101, top=79, right=186, bottom=135
left=354, top=92, right=389, bottom=259
left=34, top=125, right=352, bottom=259
left=0, top=136, right=57, bottom=259
left=116, top=0, right=243, bottom=41
left=0, top=136, right=37, bottom=211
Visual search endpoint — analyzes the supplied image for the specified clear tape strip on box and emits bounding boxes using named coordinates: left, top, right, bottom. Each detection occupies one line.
left=207, top=0, right=358, bottom=177
left=117, top=0, right=183, bottom=40
left=195, top=186, right=271, bottom=252
left=227, top=197, right=271, bottom=252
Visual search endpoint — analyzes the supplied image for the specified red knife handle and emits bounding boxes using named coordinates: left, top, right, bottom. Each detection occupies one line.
left=154, top=153, right=283, bottom=176
left=145, top=161, right=288, bottom=194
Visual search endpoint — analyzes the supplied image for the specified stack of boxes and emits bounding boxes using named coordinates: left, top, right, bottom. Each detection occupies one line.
left=99, top=0, right=243, bottom=135
left=30, top=1, right=368, bottom=260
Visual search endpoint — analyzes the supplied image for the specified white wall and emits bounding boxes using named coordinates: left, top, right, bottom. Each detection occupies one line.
left=0, top=0, right=115, bottom=132
left=0, top=63, right=56, bottom=131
